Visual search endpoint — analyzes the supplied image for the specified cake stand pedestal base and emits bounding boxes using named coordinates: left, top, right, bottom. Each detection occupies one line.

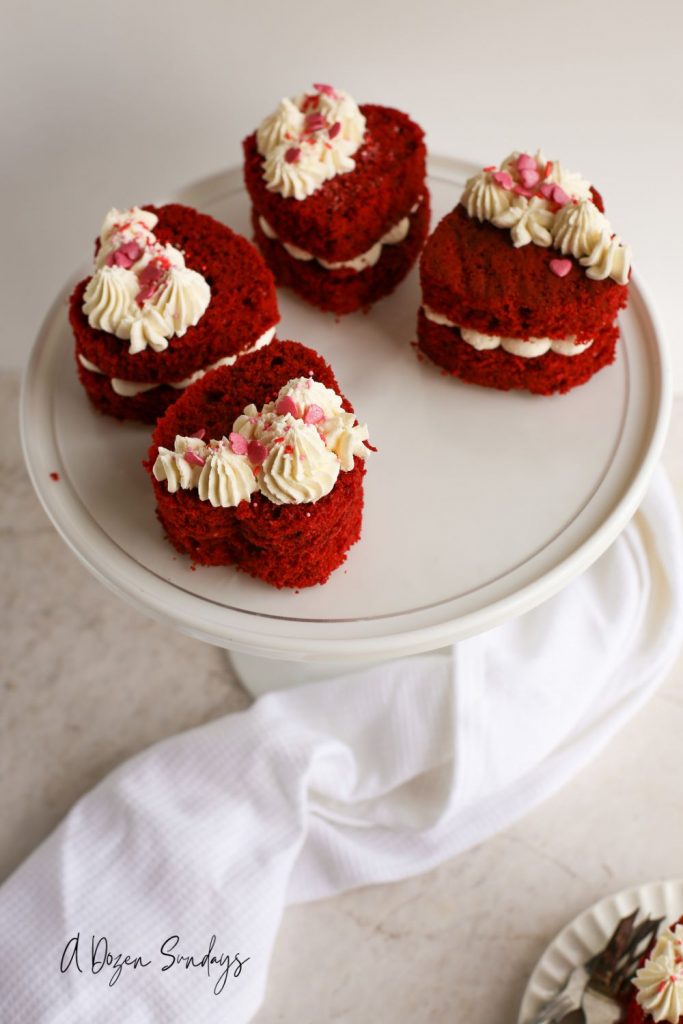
left=228, top=650, right=405, bottom=697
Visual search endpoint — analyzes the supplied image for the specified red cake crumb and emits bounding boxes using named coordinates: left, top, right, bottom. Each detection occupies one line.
left=49, top=472, right=60, bottom=481
left=243, top=104, right=429, bottom=313
left=70, top=203, right=279, bottom=423
left=147, top=341, right=366, bottom=589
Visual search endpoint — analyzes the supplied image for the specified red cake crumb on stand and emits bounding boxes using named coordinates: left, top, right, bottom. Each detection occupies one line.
left=417, top=150, right=631, bottom=395
left=70, top=203, right=279, bottom=422
left=243, top=84, right=429, bottom=315
left=147, top=340, right=372, bottom=589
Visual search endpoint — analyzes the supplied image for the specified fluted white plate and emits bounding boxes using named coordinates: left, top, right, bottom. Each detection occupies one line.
left=518, top=879, right=683, bottom=1023
left=21, top=157, right=671, bottom=661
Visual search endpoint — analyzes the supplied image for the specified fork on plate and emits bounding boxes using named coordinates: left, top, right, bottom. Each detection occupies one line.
left=530, top=964, right=588, bottom=1023
left=580, top=985, right=621, bottom=1024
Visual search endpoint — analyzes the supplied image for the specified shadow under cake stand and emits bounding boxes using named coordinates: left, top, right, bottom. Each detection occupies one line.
left=21, top=158, right=671, bottom=696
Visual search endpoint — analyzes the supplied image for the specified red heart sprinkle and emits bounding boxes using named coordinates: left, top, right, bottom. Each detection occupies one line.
left=229, top=432, right=248, bottom=455
left=513, top=185, right=534, bottom=197
left=276, top=396, right=299, bottom=417
left=483, top=165, right=496, bottom=172
left=313, top=82, right=336, bottom=96
left=284, top=147, right=301, bottom=164
left=304, top=112, right=327, bottom=133
left=184, top=451, right=206, bottom=467
left=247, top=440, right=268, bottom=466
left=549, top=259, right=572, bottom=278
left=303, top=404, right=324, bottom=424
left=328, top=121, right=341, bottom=139
left=191, top=429, right=206, bottom=440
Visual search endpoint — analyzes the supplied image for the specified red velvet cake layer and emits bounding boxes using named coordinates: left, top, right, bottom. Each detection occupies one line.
left=148, top=341, right=366, bottom=589
left=420, top=203, right=628, bottom=343
left=417, top=310, right=620, bottom=395
left=244, top=105, right=427, bottom=263
left=252, top=199, right=430, bottom=315
left=70, top=203, right=279, bottom=422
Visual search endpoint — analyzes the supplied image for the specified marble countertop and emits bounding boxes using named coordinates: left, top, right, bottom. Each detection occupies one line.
left=3, top=371, right=683, bottom=1023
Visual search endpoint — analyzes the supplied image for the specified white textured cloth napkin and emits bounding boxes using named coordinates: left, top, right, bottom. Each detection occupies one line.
left=1, top=469, right=682, bottom=1024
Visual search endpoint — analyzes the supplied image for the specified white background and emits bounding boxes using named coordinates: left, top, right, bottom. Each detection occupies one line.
left=2, top=0, right=682, bottom=387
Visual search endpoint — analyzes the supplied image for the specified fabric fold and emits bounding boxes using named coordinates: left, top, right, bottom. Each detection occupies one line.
left=0, top=469, right=681, bottom=1024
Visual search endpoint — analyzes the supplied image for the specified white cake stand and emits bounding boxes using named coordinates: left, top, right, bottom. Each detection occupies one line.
left=21, top=157, right=671, bottom=695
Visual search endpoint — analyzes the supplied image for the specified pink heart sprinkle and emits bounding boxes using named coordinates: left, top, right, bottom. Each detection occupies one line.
left=304, top=112, right=327, bottom=133
left=552, top=185, right=571, bottom=206
left=492, top=171, right=514, bottom=190
left=313, top=82, right=336, bottom=96
left=328, top=121, right=341, bottom=139
left=538, top=182, right=570, bottom=206
left=229, top=432, right=248, bottom=455
left=513, top=185, right=534, bottom=197
left=276, top=396, right=299, bottom=417
left=184, top=451, right=205, bottom=467
left=191, top=429, right=206, bottom=440
left=519, top=168, right=540, bottom=189
left=247, top=440, right=268, bottom=466
left=517, top=153, right=537, bottom=171
left=549, top=259, right=572, bottom=278
left=284, top=147, right=301, bottom=164
left=119, top=239, right=142, bottom=261
left=303, top=404, right=324, bottom=425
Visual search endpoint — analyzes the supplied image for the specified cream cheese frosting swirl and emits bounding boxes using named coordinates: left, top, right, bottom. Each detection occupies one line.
left=256, top=84, right=366, bottom=200
left=153, top=436, right=208, bottom=493
left=154, top=376, right=371, bottom=508
left=634, top=925, right=683, bottom=1023
left=82, top=206, right=211, bottom=353
left=197, top=444, right=259, bottom=508
left=258, top=417, right=340, bottom=505
left=462, top=171, right=513, bottom=222
left=241, top=377, right=371, bottom=470
left=460, top=151, right=631, bottom=284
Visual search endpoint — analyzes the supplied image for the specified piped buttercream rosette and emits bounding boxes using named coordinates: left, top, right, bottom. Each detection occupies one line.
left=634, top=924, right=683, bottom=1024
left=82, top=207, right=211, bottom=354
left=256, top=83, right=367, bottom=200
left=461, top=151, right=631, bottom=285
left=153, top=377, right=371, bottom=508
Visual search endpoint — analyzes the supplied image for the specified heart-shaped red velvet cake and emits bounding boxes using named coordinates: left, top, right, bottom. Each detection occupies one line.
left=243, top=83, right=429, bottom=315
left=417, top=150, right=631, bottom=395
left=147, top=340, right=371, bottom=589
left=70, top=203, right=279, bottom=422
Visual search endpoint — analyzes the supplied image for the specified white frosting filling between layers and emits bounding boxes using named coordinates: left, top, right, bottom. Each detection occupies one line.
left=422, top=307, right=594, bottom=358
left=78, top=326, right=276, bottom=397
left=259, top=199, right=421, bottom=273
